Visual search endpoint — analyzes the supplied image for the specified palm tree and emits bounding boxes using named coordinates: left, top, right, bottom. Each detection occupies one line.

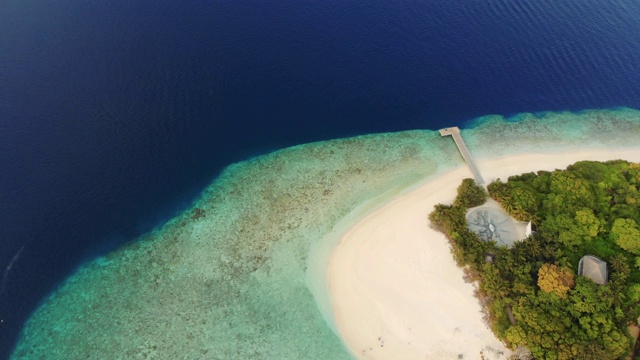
left=609, top=253, right=629, bottom=275
left=527, top=239, right=543, bottom=260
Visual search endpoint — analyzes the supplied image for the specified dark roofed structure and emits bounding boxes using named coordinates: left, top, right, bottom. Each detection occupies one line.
left=578, top=255, right=608, bottom=285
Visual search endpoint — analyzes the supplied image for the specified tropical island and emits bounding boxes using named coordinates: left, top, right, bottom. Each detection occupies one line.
left=429, top=160, right=640, bottom=359
left=10, top=109, right=640, bottom=359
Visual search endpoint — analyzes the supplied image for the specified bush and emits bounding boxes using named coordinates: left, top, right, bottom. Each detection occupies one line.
left=454, top=178, right=487, bottom=208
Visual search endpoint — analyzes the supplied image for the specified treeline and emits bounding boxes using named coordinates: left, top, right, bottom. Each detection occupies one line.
left=429, top=161, right=640, bottom=360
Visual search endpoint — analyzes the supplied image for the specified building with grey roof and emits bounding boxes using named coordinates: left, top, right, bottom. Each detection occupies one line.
left=578, top=255, right=608, bottom=285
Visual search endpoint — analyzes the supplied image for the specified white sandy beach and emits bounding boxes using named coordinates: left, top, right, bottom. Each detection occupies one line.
left=327, top=148, right=640, bottom=360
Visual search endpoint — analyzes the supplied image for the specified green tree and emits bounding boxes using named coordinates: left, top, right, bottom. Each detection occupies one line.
left=505, top=325, right=527, bottom=347
left=629, top=284, right=640, bottom=303
left=507, top=186, right=539, bottom=221
left=574, top=209, right=602, bottom=238
left=611, top=218, right=640, bottom=255
left=569, top=277, right=614, bottom=315
left=541, top=208, right=602, bottom=247
left=481, top=262, right=511, bottom=299
left=454, top=178, right=487, bottom=208
left=609, top=253, right=630, bottom=282
left=429, top=204, right=465, bottom=234
left=547, top=171, right=596, bottom=211
left=526, top=238, right=543, bottom=259
left=487, top=179, right=539, bottom=221
left=578, top=343, right=612, bottom=360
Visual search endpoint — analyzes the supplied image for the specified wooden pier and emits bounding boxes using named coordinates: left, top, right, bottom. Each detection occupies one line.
left=439, top=127, right=485, bottom=187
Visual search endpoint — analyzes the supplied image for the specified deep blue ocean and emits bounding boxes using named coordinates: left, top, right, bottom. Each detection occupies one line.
left=1, top=0, right=640, bottom=356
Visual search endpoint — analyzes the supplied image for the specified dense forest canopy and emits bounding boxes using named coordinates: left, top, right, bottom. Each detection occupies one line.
left=429, top=160, right=640, bottom=360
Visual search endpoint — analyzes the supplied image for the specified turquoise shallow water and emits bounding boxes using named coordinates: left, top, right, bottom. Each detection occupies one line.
left=11, top=108, right=640, bottom=359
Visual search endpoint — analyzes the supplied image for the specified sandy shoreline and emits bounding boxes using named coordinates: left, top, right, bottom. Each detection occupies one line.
left=327, top=148, right=640, bottom=360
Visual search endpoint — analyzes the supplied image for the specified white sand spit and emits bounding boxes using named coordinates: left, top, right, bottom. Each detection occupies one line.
left=328, top=149, right=640, bottom=360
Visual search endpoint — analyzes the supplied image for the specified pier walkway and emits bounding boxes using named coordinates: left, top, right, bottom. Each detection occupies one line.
left=439, top=127, right=485, bottom=187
